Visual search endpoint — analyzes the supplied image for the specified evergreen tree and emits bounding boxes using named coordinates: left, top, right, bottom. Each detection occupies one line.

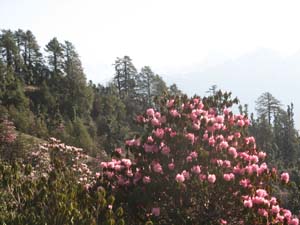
left=61, top=41, right=94, bottom=120
left=113, top=56, right=137, bottom=98
left=168, top=83, right=182, bottom=96
left=0, top=30, right=19, bottom=70
left=45, top=37, right=64, bottom=76
left=255, top=92, right=281, bottom=125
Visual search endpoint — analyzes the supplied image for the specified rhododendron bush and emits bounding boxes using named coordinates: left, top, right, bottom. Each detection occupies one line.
left=100, top=92, right=298, bottom=225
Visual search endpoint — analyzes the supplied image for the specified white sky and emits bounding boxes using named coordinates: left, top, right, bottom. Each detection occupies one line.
left=1, top=0, right=300, bottom=80
left=1, top=0, right=300, bottom=128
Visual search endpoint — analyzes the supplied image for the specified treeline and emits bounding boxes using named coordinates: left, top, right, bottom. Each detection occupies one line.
left=0, top=29, right=300, bottom=168
left=245, top=92, right=300, bottom=168
left=0, top=29, right=182, bottom=156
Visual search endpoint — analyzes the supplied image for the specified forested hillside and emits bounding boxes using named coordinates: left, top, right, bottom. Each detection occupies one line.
left=1, top=29, right=300, bottom=224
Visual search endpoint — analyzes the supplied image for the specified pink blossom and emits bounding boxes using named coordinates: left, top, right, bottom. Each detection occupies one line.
left=208, top=174, right=216, bottom=183
left=167, top=99, right=175, bottom=108
left=258, top=208, right=268, bottom=217
left=176, top=173, right=185, bottom=183
left=121, top=159, right=132, bottom=168
left=271, top=205, right=280, bottom=214
left=243, top=199, right=253, bottom=208
left=290, top=218, right=299, bottom=225
left=258, top=151, right=267, bottom=159
left=220, top=219, right=227, bottom=224
left=219, top=141, right=229, bottom=149
left=168, top=162, right=175, bottom=170
left=115, top=148, right=123, bottom=154
left=281, top=172, right=290, bottom=183
left=199, top=174, right=206, bottom=181
left=216, top=115, right=224, bottom=123
left=239, top=178, right=250, bottom=188
left=186, top=133, right=195, bottom=144
left=190, top=151, right=198, bottom=158
left=223, top=173, right=235, bottom=181
left=152, top=162, right=163, bottom=173
left=223, top=108, right=230, bottom=115
left=228, top=147, right=238, bottom=158
left=151, top=118, right=161, bottom=126
left=143, top=176, right=151, bottom=184
left=270, top=197, right=277, bottom=205
left=256, top=189, right=268, bottom=198
left=147, top=108, right=155, bottom=117
left=182, top=170, right=190, bottom=180
left=147, top=136, right=154, bottom=143
left=186, top=156, right=193, bottom=162
left=191, top=165, right=201, bottom=174
left=161, top=145, right=171, bottom=155
left=154, top=128, right=164, bottom=139
left=208, top=136, right=216, bottom=146
left=170, top=109, right=180, bottom=117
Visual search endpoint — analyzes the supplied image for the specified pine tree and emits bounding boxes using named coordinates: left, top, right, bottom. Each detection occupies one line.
left=255, top=92, right=281, bottom=125
left=45, top=37, right=64, bottom=76
left=113, top=56, right=137, bottom=98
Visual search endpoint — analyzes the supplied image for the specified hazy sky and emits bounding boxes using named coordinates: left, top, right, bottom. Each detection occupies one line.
left=1, top=0, right=300, bottom=127
left=2, top=0, right=300, bottom=79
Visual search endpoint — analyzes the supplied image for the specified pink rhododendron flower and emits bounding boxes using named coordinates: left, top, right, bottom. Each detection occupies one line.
left=143, top=176, right=151, bottom=184
left=191, top=165, right=201, bottom=174
left=147, top=108, right=155, bottom=117
left=154, top=128, right=164, bottom=139
left=176, top=173, right=185, bottom=183
left=168, top=162, right=175, bottom=170
left=281, top=172, right=290, bottom=183
left=208, top=174, right=216, bottom=183
left=161, top=145, right=171, bottom=155
left=243, top=199, right=253, bottom=208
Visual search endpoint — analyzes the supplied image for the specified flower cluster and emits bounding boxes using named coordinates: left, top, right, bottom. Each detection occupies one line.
left=100, top=94, right=298, bottom=224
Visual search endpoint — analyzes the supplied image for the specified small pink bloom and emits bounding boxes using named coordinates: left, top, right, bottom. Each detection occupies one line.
left=115, top=148, right=123, bottom=154
left=256, top=189, right=268, bottom=198
left=258, top=151, right=267, bottom=159
left=290, top=218, right=299, bottom=225
left=161, top=145, right=171, bottom=155
left=191, top=165, right=201, bottom=174
left=154, top=128, right=164, bottom=139
left=186, top=133, right=195, bottom=144
left=237, top=119, right=245, bottom=127
left=143, top=176, right=151, bottom=184
left=208, top=174, right=216, bottom=183
left=271, top=205, right=280, bottom=214
left=151, top=118, right=161, bottom=126
left=243, top=199, right=253, bottom=208
left=258, top=208, right=268, bottom=217
left=223, top=108, right=230, bottom=115
left=199, top=174, right=206, bottom=181
left=168, top=162, right=175, bottom=170
left=220, top=219, right=227, bottom=224
left=190, top=151, right=198, bottom=158
left=228, top=147, right=237, bottom=158
left=281, top=172, right=290, bottom=183
left=152, top=162, right=163, bottom=173
left=147, top=108, right=155, bottom=117
left=167, top=99, right=175, bottom=108
left=176, top=173, right=185, bottom=183
left=223, top=173, right=234, bottom=181
left=170, top=109, right=180, bottom=117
